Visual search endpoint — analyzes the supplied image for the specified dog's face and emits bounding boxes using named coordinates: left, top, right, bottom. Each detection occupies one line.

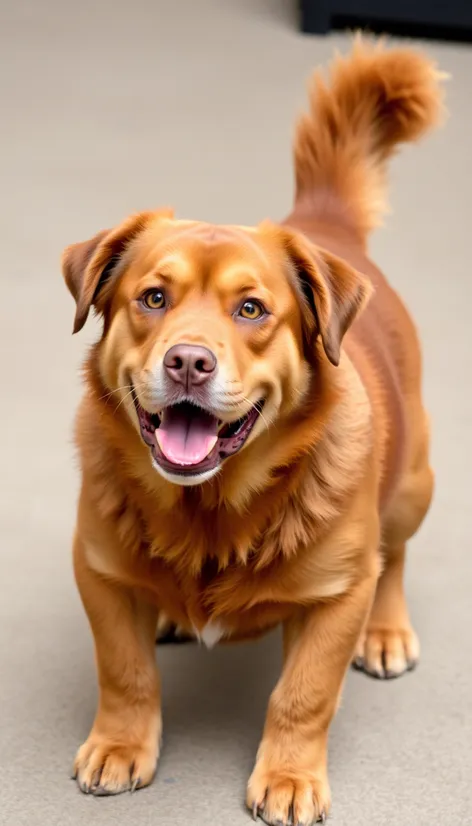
left=63, top=211, right=369, bottom=485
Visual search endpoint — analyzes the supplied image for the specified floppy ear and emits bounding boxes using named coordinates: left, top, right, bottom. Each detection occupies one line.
left=62, top=229, right=110, bottom=332
left=280, top=228, right=372, bottom=366
left=61, top=210, right=165, bottom=333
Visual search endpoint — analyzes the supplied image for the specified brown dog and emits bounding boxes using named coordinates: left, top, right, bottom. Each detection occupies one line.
left=62, top=41, right=442, bottom=824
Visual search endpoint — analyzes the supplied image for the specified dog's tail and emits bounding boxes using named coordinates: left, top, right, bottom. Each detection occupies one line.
left=293, top=38, right=445, bottom=239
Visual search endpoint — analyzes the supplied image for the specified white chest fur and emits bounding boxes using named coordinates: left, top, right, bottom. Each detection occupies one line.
left=194, top=620, right=225, bottom=649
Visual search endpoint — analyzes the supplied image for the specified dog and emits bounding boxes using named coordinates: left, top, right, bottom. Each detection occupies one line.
left=62, top=40, right=442, bottom=824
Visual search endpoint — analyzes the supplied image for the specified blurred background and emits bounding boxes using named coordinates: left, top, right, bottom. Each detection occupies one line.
left=1, top=2, right=471, bottom=825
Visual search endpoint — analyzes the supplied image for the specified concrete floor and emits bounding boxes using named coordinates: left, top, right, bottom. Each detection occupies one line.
left=1, top=1, right=471, bottom=824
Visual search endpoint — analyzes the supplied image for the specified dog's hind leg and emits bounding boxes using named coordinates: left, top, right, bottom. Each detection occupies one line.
left=353, top=457, right=434, bottom=680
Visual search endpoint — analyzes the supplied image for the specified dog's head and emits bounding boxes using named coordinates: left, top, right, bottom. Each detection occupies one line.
left=62, top=211, right=369, bottom=486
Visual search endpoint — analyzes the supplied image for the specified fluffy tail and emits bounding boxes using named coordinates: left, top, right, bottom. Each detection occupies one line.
left=293, top=38, right=445, bottom=238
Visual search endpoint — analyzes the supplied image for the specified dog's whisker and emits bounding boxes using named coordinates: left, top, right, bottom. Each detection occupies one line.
left=98, top=386, right=132, bottom=403
left=240, top=396, right=270, bottom=433
left=99, top=380, right=150, bottom=406
left=113, top=389, right=139, bottom=414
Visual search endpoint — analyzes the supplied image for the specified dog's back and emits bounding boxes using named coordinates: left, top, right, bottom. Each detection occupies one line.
left=285, top=40, right=441, bottom=511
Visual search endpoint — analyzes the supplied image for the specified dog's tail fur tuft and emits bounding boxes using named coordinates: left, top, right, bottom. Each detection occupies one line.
left=293, top=37, right=446, bottom=238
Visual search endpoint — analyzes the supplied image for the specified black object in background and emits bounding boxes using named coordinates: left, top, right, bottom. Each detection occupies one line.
left=299, top=0, right=472, bottom=39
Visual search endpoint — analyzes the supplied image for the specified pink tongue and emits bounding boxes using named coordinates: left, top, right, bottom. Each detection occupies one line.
left=156, top=406, right=218, bottom=466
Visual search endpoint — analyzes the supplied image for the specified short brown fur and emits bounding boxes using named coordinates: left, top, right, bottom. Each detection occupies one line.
left=62, top=41, right=441, bottom=824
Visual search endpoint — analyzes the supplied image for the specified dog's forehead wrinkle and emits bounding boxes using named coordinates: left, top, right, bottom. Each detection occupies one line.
left=173, top=221, right=256, bottom=245
left=132, top=222, right=274, bottom=298
left=165, top=222, right=268, bottom=263
left=194, top=224, right=232, bottom=243
left=154, top=250, right=190, bottom=272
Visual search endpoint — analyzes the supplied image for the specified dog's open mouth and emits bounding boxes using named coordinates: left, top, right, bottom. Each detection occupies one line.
left=133, top=393, right=264, bottom=477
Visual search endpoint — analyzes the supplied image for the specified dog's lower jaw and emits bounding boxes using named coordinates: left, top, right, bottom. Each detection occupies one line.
left=151, top=457, right=221, bottom=486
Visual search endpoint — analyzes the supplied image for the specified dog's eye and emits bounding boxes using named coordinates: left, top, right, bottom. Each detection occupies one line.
left=238, top=300, right=264, bottom=320
left=141, top=289, right=166, bottom=310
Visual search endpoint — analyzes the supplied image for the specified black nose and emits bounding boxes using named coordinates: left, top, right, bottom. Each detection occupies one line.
left=163, top=344, right=217, bottom=388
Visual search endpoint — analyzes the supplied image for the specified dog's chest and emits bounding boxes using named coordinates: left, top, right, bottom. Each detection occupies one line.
left=153, top=556, right=295, bottom=644
left=142, top=483, right=350, bottom=639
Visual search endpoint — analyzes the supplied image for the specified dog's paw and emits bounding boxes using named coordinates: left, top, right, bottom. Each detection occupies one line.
left=353, top=625, right=419, bottom=679
left=73, top=737, right=159, bottom=795
left=247, top=763, right=330, bottom=825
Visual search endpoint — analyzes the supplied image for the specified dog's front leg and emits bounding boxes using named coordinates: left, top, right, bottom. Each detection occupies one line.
left=247, top=572, right=377, bottom=825
left=72, top=535, right=161, bottom=795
